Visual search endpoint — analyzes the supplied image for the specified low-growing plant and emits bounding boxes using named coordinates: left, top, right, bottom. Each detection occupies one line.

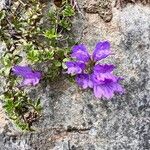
left=0, top=0, right=76, bottom=130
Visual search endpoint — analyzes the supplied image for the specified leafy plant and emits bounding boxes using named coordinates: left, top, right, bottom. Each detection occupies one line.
left=0, top=0, right=76, bottom=130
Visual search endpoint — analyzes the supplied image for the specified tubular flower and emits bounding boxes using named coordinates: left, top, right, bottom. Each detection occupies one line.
left=65, top=62, right=85, bottom=75
left=12, top=65, right=42, bottom=86
left=76, top=74, right=93, bottom=89
left=66, top=41, right=124, bottom=99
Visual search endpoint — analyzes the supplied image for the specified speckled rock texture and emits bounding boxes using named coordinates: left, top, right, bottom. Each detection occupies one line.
left=0, top=0, right=11, bottom=11
left=0, top=0, right=150, bottom=150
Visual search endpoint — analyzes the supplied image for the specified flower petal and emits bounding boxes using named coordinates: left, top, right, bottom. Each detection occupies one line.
left=22, top=76, right=41, bottom=86
left=91, top=71, right=117, bottom=84
left=112, top=78, right=125, bottom=93
left=93, top=79, right=124, bottom=99
left=71, top=44, right=90, bottom=62
left=66, top=61, right=85, bottom=75
left=12, top=65, right=41, bottom=86
left=101, top=84, right=114, bottom=99
left=76, top=74, right=93, bottom=89
left=93, top=64, right=117, bottom=82
left=93, top=85, right=103, bottom=98
left=12, top=65, right=32, bottom=77
left=92, top=41, right=111, bottom=61
left=94, top=64, right=115, bottom=73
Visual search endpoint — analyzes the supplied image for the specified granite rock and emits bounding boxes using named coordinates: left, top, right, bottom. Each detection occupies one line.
left=0, top=0, right=11, bottom=11
left=0, top=0, right=150, bottom=150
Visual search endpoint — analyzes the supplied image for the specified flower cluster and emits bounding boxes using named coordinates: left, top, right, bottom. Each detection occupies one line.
left=11, top=41, right=124, bottom=99
left=12, top=65, right=41, bottom=86
left=65, top=41, right=124, bottom=99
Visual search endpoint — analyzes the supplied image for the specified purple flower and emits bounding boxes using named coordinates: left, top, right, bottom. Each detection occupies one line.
left=93, top=41, right=112, bottom=61
left=92, top=74, right=124, bottom=99
left=76, top=74, right=93, bottom=89
left=93, top=64, right=115, bottom=73
left=12, top=65, right=42, bottom=86
left=93, top=64, right=117, bottom=82
left=71, top=44, right=90, bottom=62
left=70, top=41, right=111, bottom=63
left=65, top=41, right=124, bottom=99
left=65, top=62, right=85, bottom=75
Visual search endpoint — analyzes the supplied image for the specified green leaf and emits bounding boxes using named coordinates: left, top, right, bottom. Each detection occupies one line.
left=3, top=99, right=15, bottom=116
left=2, top=91, right=13, bottom=99
left=62, top=58, right=70, bottom=69
left=27, top=50, right=40, bottom=62
left=44, top=28, right=61, bottom=39
left=0, top=10, right=5, bottom=21
left=60, top=19, right=71, bottom=30
left=15, top=119, right=29, bottom=131
left=14, top=55, right=23, bottom=64
left=24, top=42, right=35, bottom=52
left=1, top=53, right=13, bottom=67
left=0, top=67, right=11, bottom=76
left=62, top=5, right=75, bottom=17
left=48, top=11, right=57, bottom=24
left=34, top=98, right=42, bottom=112
left=63, top=58, right=70, bottom=62
left=35, top=98, right=40, bottom=107
left=54, top=60, right=62, bottom=67
left=43, top=49, right=54, bottom=60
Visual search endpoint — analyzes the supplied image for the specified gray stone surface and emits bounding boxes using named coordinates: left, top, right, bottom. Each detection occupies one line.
left=0, top=0, right=11, bottom=11
left=0, top=0, right=150, bottom=150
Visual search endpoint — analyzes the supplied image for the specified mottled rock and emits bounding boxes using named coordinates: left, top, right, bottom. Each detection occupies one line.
left=0, top=1, right=150, bottom=150
left=115, top=0, right=150, bottom=8
left=83, top=0, right=113, bottom=22
left=0, top=0, right=11, bottom=11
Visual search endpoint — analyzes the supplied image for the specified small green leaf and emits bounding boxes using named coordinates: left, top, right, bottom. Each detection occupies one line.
left=0, top=10, right=5, bottom=21
left=60, top=19, right=71, bottom=30
left=34, top=98, right=42, bottom=112
left=0, top=67, right=11, bottom=76
left=14, top=55, right=23, bottom=64
left=63, top=58, right=70, bottom=62
left=62, top=58, right=70, bottom=69
left=43, top=49, right=54, bottom=60
left=1, top=53, right=13, bottom=67
left=48, top=11, right=57, bottom=24
left=35, top=98, right=40, bottom=107
left=54, top=60, right=61, bottom=67
left=63, top=5, right=75, bottom=17
left=44, top=28, right=61, bottom=39
left=27, top=50, right=40, bottom=63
